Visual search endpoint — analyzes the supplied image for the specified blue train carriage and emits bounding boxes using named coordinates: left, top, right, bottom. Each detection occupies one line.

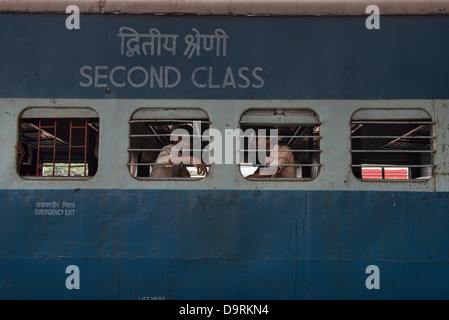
left=1, top=0, right=449, bottom=300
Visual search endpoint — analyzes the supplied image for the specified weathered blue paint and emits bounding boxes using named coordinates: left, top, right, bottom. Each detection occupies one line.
left=1, top=14, right=449, bottom=99
left=2, top=12, right=449, bottom=301
left=1, top=189, right=448, bottom=300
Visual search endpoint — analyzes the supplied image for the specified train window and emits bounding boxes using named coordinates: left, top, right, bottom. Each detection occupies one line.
left=239, top=109, right=321, bottom=180
left=128, top=108, right=210, bottom=180
left=17, top=108, right=99, bottom=178
left=351, top=109, right=434, bottom=181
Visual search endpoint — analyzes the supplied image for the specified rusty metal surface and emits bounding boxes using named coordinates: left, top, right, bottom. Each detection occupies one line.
left=0, top=0, right=448, bottom=15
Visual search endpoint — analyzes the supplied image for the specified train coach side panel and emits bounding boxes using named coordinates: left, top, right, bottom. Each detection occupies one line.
left=1, top=12, right=449, bottom=300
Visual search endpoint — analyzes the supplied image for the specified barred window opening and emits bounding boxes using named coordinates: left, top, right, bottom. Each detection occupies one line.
left=128, top=108, right=210, bottom=180
left=18, top=108, right=99, bottom=178
left=351, top=109, right=434, bottom=181
left=239, top=109, right=321, bottom=180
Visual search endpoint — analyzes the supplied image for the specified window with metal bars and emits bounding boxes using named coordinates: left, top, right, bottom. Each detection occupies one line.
left=350, top=109, right=434, bottom=181
left=128, top=108, right=210, bottom=180
left=17, top=108, right=99, bottom=178
left=239, top=109, right=321, bottom=180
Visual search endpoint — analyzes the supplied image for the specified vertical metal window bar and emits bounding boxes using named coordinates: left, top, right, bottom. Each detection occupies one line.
left=68, top=119, right=88, bottom=177
left=36, top=118, right=57, bottom=176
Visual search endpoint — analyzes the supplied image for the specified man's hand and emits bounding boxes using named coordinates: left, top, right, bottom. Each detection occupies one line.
left=193, top=162, right=208, bottom=175
left=190, top=156, right=207, bottom=175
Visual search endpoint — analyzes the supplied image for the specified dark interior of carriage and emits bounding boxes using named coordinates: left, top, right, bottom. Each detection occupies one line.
left=16, top=109, right=433, bottom=181
left=238, top=109, right=321, bottom=179
left=129, top=119, right=210, bottom=178
left=351, top=118, right=433, bottom=180
left=129, top=120, right=321, bottom=179
left=239, top=124, right=321, bottom=179
left=17, top=118, right=99, bottom=177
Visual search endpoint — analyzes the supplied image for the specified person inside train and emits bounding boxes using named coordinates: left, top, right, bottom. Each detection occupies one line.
left=15, top=141, right=40, bottom=176
left=246, top=127, right=297, bottom=178
left=150, top=124, right=208, bottom=178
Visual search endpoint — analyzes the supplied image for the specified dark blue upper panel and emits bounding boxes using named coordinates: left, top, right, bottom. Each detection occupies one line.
left=0, top=13, right=448, bottom=99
